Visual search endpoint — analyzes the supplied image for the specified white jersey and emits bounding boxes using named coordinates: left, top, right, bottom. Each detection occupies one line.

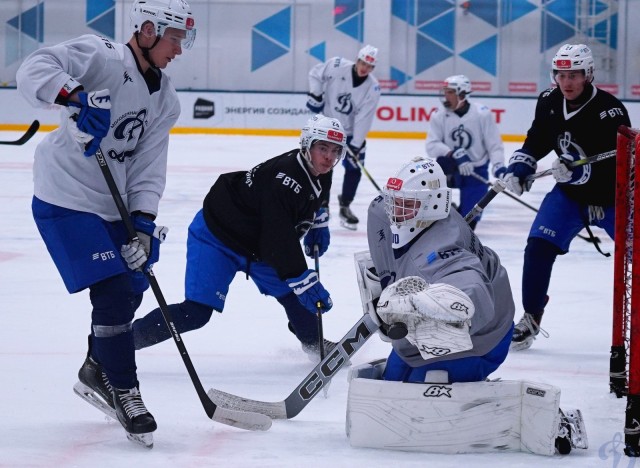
left=425, top=102, right=504, bottom=172
left=308, top=57, right=381, bottom=149
left=17, top=34, right=180, bottom=221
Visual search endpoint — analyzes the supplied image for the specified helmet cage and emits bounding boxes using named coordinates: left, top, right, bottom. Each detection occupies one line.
left=131, top=0, right=196, bottom=50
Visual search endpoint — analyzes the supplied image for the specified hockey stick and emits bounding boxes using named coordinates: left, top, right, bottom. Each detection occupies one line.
left=0, top=120, right=40, bottom=145
left=346, top=146, right=383, bottom=193
left=207, top=313, right=380, bottom=419
left=528, top=149, right=617, bottom=181
left=94, top=148, right=271, bottom=432
left=469, top=172, right=599, bottom=244
left=313, top=245, right=326, bottom=361
left=206, top=192, right=502, bottom=420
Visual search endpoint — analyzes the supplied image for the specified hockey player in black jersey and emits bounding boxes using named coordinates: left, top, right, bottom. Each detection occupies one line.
left=132, top=114, right=347, bottom=357
left=502, top=44, right=631, bottom=350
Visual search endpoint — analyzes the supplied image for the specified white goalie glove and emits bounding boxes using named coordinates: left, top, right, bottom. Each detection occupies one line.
left=376, top=276, right=475, bottom=359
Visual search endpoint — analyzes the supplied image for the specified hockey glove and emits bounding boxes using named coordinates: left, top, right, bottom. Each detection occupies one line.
left=451, top=148, right=475, bottom=176
left=552, top=154, right=587, bottom=185
left=120, top=215, right=168, bottom=272
left=287, top=269, right=333, bottom=314
left=303, top=208, right=330, bottom=258
left=503, top=150, right=537, bottom=196
left=68, top=89, right=111, bottom=157
left=493, top=162, right=508, bottom=179
left=306, top=93, right=324, bottom=113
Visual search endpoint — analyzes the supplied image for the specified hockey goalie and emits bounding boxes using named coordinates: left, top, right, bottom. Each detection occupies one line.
left=346, top=157, right=587, bottom=456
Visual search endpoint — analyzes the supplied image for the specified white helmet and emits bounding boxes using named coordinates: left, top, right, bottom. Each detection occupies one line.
left=383, top=157, right=452, bottom=248
left=552, top=44, right=594, bottom=83
left=130, top=0, right=196, bottom=49
left=443, top=75, right=472, bottom=98
left=300, top=114, right=347, bottom=166
left=357, top=45, right=378, bottom=66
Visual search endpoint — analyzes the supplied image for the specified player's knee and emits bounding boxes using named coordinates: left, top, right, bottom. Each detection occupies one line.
left=90, top=273, right=137, bottom=326
left=179, top=299, right=215, bottom=329
left=525, top=237, right=563, bottom=262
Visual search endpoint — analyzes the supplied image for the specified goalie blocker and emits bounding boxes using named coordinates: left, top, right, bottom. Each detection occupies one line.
left=346, top=360, right=588, bottom=456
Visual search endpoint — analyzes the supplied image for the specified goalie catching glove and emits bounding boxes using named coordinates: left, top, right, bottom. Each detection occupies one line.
left=120, top=215, right=168, bottom=272
left=376, top=276, right=475, bottom=359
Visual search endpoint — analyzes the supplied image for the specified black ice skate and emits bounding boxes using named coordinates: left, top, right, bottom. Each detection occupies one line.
left=74, top=355, right=114, bottom=409
left=301, top=338, right=338, bottom=360
left=510, top=296, right=550, bottom=351
left=338, top=195, right=358, bottom=230
left=113, top=386, right=157, bottom=448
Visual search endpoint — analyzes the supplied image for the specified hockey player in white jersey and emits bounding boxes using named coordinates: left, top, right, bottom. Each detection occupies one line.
left=16, top=0, right=196, bottom=448
left=307, top=45, right=381, bottom=230
left=426, top=75, right=505, bottom=229
left=347, top=157, right=588, bottom=455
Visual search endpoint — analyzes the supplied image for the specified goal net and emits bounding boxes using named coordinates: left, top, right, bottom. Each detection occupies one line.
left=611, top=125, right=640, bottom=456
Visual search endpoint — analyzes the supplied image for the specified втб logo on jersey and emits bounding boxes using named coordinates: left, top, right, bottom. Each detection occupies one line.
left=334, top=93, right=353, bottom=115
left=450, top=124, right=472, bottom=150
left=108, top=109, right=147, bottom=162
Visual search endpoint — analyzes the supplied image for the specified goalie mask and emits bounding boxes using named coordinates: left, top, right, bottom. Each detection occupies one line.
left=552, top=44, right=594, bottom=84
left=300, top=114, right=347, bottom=169
left=376, top=277, right=475, bottom=359
left=131, top=0, right=197, bottom=50
left=383, top=157, right=452, bottom=248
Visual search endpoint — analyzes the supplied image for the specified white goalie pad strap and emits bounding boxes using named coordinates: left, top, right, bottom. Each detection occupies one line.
left=346, top=363, right=564, bottom=456
left=377, top=278, right=475, bottom=358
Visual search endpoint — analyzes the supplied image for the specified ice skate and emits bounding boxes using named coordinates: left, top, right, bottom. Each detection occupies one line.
left=555, top=408, right=588, bottom=454
left=338, top=195, right=358, bottom=230
left=510, top=313, right=549, bottom=351
left=74, top=355, right=114, bottom=410
left=113, top=386, right=157, bottom=448
left=302, top=338, right=338, bottom=360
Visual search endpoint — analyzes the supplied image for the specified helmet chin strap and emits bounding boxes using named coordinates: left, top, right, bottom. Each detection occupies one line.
left=135, top=31, right=161, bottom=68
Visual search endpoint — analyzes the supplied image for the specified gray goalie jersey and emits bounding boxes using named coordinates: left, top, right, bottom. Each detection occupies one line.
left=367, top=195, right=515, bottom=367
left=17, top=34, right=180, bottom=221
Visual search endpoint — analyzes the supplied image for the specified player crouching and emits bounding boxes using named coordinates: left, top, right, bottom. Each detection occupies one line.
left=346, top=158, right=588, bottom=455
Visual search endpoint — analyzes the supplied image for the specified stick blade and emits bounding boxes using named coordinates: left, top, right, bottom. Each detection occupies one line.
left=208, top=395, right=273, bottom=430
left=208, top=388, right=287, bottom=420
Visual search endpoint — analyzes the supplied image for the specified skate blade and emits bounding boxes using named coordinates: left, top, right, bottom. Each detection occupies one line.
left=127, top=431, right=154, bottom=449
left=509, top=337, right=534, bottom=351
left=339, top=219, right=358, bottom=231
left=73, top=381, right=116, bottom=420
left=564, top=408, right=589, bottom=449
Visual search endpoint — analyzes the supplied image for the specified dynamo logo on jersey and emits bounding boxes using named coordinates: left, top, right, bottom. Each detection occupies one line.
left=334, top=93, right=353, bottom=115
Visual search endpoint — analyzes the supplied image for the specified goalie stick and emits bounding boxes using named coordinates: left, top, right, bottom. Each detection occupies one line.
left=93, top=148, right=272, bottom=432
left=0, top=120, right=40, bottom=145
left=206, top=188, right=503, bottom=420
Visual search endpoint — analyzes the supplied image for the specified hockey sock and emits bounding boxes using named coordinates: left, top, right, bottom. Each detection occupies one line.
left=341, top=167, right=362, bottom=203
left=132, top=299, right=214, bottom=350
left=278, top=293, right=319, bottom=345
left=522, top=237, right=563, bottom=318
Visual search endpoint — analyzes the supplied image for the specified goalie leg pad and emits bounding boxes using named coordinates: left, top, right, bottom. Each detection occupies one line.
left=346, top=361, right=572, bottom=456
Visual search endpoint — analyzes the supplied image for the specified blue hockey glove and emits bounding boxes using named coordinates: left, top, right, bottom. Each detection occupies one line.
left=451, top=148, right=474, bottom=176
left=120, top=215, right=168, bottom=272
left=68, top=89, right=111, bottom=157
left=306, top=93, right=324, bottom=113
left=503, top=150, right=537, bottom=196
left=303, top=208, right=330, bottom=258
left=493, top=162, right=507, bottom=179
left=287, top=269, right=333, bottom=314
left=552, top=154, right=587, bottom=185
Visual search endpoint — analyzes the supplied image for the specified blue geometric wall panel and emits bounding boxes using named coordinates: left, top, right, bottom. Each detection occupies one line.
left=416, top=34, right=452, bottom=74
left=501, top=0, right=537, bottom=26
left=334, top=0, right=362, bottom=24
left=87, top=0, right=114, bottom=38
left=390, top=66, right=412, bottom=87
left=592, top=13, right=618, bottom=49
left=419, top=10, right=455, bottom=50
left=308, top=42, right=326, bottom=62
left=460, top=34, right=497, bottom=75
left=251, top=7, right=291, bottom=71
left=335, top=10, right=364, bottom=42
left=540, top=11, right=575, bottom=52
left=8, top=3, right=44, bottom=42
left=546, top=0, right=576, bottom=27
left=417, top=0, right=453, bottom=26
left=469, top=0, right=498, bottom=27
left=392, top=0, right=415, bottom=25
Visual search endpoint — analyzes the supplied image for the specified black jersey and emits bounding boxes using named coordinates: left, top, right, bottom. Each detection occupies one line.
left=522, top=84, right=630, bottom=206
left=203, top=150, right=330, bottom=280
